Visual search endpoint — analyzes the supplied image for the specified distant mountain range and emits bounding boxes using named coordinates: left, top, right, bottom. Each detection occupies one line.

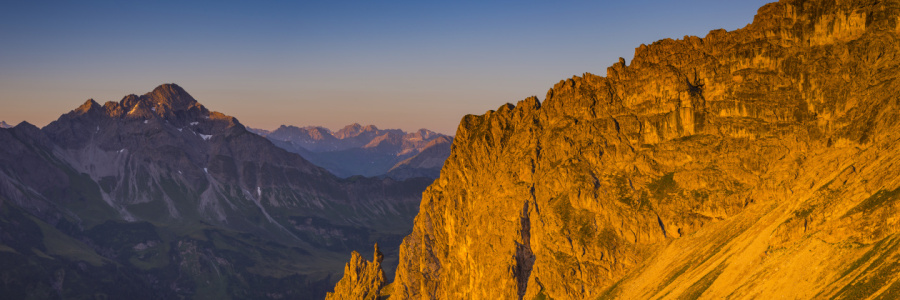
left=250, top=124, right=452, bottom=180
left=0, top=84, right=430, bottom=299
left=0, top=121, right=12, bottom=128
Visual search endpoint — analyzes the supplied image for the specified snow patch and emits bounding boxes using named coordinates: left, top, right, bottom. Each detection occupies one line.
left=257, top=187, right=261, bottom=198
left=117, top=148, right=125, bottom=153
left=178, top=128, right=183, bottom=132
left=178, top=170, right=183, bottom=174
left=200, top=134, right=212, bottom=141
left=190, top=122, right=199, bottom=126
left=204, top=168, right=208, bottom=173
left=143, top=120, right=148, bottom=124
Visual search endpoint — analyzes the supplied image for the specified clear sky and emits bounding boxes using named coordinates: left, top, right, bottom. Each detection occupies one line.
left=0, top=0, right=772, bottom=135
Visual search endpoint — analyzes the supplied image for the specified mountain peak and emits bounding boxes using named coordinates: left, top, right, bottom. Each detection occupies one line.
left=334, top=123, right=382, bottom=139
left=0, top=121, right=11, bottom=129
left=145, top=83, right=198, bottom=111
left=344, top=123, right=362, bottom=131
left=74, top=99, right=101, bottom=115
left=335, top=123, right=363, bottom=139
left=12, top=121, right=39, bottom=132
left=97, top=83, right=209, bottom=121
left=44, top=84, right=237, bottom=150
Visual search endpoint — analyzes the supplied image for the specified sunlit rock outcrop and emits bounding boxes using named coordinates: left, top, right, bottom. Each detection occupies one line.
left=326, top=244, right=389, bottom=300
left=333, top=0, right=900, bottom=298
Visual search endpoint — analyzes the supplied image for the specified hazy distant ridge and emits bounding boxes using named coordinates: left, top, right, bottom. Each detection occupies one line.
left=252, top=123, right=452, bottom=179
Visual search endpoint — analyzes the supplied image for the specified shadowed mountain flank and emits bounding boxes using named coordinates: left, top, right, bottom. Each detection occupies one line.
left=0, top=84, right=430, bottom=299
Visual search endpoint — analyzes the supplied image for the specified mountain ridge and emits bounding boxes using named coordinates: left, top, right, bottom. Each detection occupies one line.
left=0, top=84, right=431, bottom=299
left=254, top=123, right=452, bottom=179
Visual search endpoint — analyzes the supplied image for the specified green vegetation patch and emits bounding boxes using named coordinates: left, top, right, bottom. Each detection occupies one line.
left=793, top=204, right=818, bottom=219
left=128, top=248, right=169, bottom=270
left=551, top=196, right=599, bottom=244
left=32, top=216, right=106, bottom=266
left=596, top=227, right=620, bottom=251
left=551, top=250, right=579, bottom=272
left=533, top=288, right=555, bottom=300
left=691, top=190, right=710, bottom=203
left=551, top=195, right=573, bottom=222
left=844, top=187, right=900, bottom=216
left=613, top=175, right=634, bottom=205
left=128, top=199, right=170, bottom=222
left=98, top=176, right=117, bottom=193
left=649, top=172, right=678, bottom=200
left=677, top=262, right=726, bottom=300
left=833, top=236, right=900, bottom=299
left=86, top=220, right=161, bottom=254
left=595, top=277, right=625, bottom=300
left=0, top=244, right=18, bottom=254
left=875, top=281, right=900, bottom=300
left=660, top=264, right=692, bottom=293
left=49, top=167, right=120, bottom=227
left=158, top=177, right=201, bottom=221
left=206, top=229, right=316, bottom=278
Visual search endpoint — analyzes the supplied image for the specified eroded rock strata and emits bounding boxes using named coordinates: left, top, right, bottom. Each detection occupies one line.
left=330, top=0, right=900, bottom=298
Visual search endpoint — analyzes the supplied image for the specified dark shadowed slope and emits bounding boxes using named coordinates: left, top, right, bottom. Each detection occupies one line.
left=0, top=84, right=431, bottom=299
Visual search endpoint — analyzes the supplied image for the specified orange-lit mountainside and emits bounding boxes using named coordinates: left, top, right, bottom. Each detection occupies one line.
left=0, top=84, right=430, bottom=299
left=327, top=0, right=900, bottom=299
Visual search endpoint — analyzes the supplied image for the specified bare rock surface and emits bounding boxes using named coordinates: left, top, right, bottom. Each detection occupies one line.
left=332, top=0, right=900, bottom=299
left=326, top=244, right=389, bottom=300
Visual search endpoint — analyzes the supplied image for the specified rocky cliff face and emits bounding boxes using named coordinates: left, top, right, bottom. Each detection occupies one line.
left=0, top=84, right=430, bottom=299
left=326, top=244, right=388, bottom=300
left=329, top=0, right=900, bottom=298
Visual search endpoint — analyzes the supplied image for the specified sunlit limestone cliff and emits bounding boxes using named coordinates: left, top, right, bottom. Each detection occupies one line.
left=328, top=0, right=900, bottom=299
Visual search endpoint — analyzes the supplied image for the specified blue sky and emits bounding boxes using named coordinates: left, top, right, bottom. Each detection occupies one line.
left=0, top=0, right=772, bottom=134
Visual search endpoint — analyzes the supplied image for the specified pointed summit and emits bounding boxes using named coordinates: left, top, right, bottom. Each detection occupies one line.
left=334, top=123, right=364, bottom=139
left=325, top=243, right=387, bottom=300
left=98, top=83, right=210, bottom=121
left=14, top=121, right=37, bottom=130
left=334, top=123, right=382, bottom=139
left=74, top=99, right=101, bottom=115
left=0, top=121, right=11, bottom=129
left=343, top=123, right=363, bottom=131
left=145, top=83, right=198, bottom=111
